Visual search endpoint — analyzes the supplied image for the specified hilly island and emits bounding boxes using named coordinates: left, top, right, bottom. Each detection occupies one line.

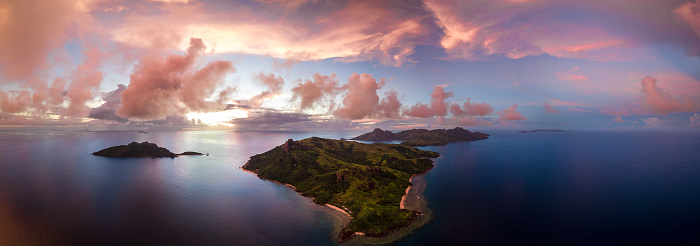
left=92, top=142, right=203, bottom=158
left=242, top=137, right=439, bottom=242
left=352, top=127, right=489, bottom=146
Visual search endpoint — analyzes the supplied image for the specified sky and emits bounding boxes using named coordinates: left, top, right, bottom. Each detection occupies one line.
left=1, top=0, right=699, bottom=131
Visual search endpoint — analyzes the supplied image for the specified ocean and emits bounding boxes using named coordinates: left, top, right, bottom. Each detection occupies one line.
left=1, top=130, right=699, bottom=245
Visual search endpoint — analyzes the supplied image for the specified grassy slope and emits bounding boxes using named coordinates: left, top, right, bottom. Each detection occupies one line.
left=242, top=137, right=439, bottom=236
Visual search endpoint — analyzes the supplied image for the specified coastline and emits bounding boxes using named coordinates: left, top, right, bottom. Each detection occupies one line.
left=400, top=175, right=416, bottom=210
left=240, top=162, right=434, bottom=245
left=339, top=169, right=434, bottom=245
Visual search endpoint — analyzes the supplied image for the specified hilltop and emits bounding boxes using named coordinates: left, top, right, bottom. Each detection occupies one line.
left=242, top=137, right=438, bottom=242
left=92, top=142, right=203, bottom=158
left=352, top=127, right=489, bottom=146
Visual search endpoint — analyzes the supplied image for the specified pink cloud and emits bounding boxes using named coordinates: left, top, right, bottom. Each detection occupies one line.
left=116, top=38, right=235, bottom=121
left=250, top=72, right=284, bottom=108
left=405, top=86, right=454, bottom=118
left=600, top=108, right=632, bottom=116
left=334, top=73, right=395, bottom=120
left=691, top=113, right=700, bottom=126
left=550, top=99, right=581, bottom=107
left=674, top=0, right=700, bottom=38
left=450, top=98, right=494, bottom=117
left=65, top=46, right=104, bottom=117
left=544, top=103, right=559, bottom=114
left=640, top=76, right=696, bottom=114
left=109, top=1, right=428, bottom=67
left=404, top=103, right=433, bottom=118
left=290, top=73, right=340, bottom=110
left=0, top=0, right=95, bottom=81
left=497, top=104, right=527, bottom=121
left=569, top=108, right=592, bottom=113
left=556, top=67, right=589, bottom=81
left=0, top=90, right=32, bottom=114
left=424, top=0, right=630, bottom=61
left=423, top=0, right=700, bottom=61
left=613, top=116, right=625, bottom=123
left=375, top=90, right=402, bottom=119
left=0, top=46, right=106, bottom=118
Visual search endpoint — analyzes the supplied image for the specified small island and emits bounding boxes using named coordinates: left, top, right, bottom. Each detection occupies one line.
left=352, top=127, right=489, bottom=146
left=92, top=142, right=203, bottom=157
left=517, top=129, right=573, bottom=133
left=242, top=137, right=439, bottom=242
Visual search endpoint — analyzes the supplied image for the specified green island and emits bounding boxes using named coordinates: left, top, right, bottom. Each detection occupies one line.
left=242, top=137, right=439, bottom=242
left=92, top=142, right=203, bottom=157
left=352, top=127, right=490, bottom=146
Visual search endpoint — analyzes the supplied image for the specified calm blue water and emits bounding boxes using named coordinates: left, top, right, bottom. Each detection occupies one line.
left=1, top=130, right=699, bottom=245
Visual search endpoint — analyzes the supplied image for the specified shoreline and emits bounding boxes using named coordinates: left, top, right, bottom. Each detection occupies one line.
left=400, top=174, right=417, bottom=210
left=240, top=162, right=434, bottom=245
left=338, top=168, right=434, bottom=245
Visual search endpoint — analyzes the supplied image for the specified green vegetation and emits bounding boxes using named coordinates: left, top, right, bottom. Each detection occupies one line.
left=242, top=137, right=439, bottom=240
left=352, top=127, right=490, bottom=146
left=92, top=142, right=202, bottom=157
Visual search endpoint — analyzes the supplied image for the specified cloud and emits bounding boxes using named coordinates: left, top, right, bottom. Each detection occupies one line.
left=674, top=0, right=700, bottom=38
left=405, top=86, right=454, bottom=118
left=600, top=108, right=632, bottom=116
left=641, top=116, right=661, bottom=127
left=230, top=110, right=311, bottom=127
left=556, top=67, right=589, bottom=81
left=423, top=0, right=700, bottom=61
left=690, top=113, right=700, bottom=126
left=250, top=72, right=284, bottom=108
left=544, top=102, right=559, bottom=114
left=109, top=1, right=430, bottom=67
left=0, top=90, right=32, bottom=114
left=449, top=98, right=494, bottom=117
left=0, top=45, right=105, bottom=118
left=550, top=99, right=581, bottom=106
left=569, top=108, right=591, bottom=113
left=640, top=76, right=696, bottom=114
left=89, top=84, right=128, bottom=122
left=497, top=104, right=527, bottom=121
left=375, top=90, right=403, bottom=119
left=404, top=103, right=432, bottom=118
left=290, top=73, right=340, bottom=111
left=424, top=0, right=628, bottom=61
left=254, top=0, right=317, bottom=10
left=334, top=73, right=402, bottom=120
left=613, top=116, right=625, bottom=123
left=0, top=0, right=95, bottom=81
left=116, top=38, right=235, bottom=121
left=65, top=46, right=104, bottom=117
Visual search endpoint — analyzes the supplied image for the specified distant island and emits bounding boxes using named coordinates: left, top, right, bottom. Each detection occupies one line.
left=517, top=129, right=573, bottom=133
left=92, top=142, right=203, bottom=157
left=352, top=127, right=489, bottom=146
left=242, top=137, right=439, bottom=242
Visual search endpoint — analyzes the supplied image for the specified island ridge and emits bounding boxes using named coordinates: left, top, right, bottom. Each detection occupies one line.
left=242, top=137, right=438, bottom=242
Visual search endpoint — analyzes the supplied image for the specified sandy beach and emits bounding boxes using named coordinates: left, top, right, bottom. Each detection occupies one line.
left=341, top=170, right=434, bottom=245
left=325, top=204, right=352, bottom=218
left=241, top=162, right=434, bottom=245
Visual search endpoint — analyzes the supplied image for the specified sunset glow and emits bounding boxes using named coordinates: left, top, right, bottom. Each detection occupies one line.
left=0, top=0, right=698, bottom=130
